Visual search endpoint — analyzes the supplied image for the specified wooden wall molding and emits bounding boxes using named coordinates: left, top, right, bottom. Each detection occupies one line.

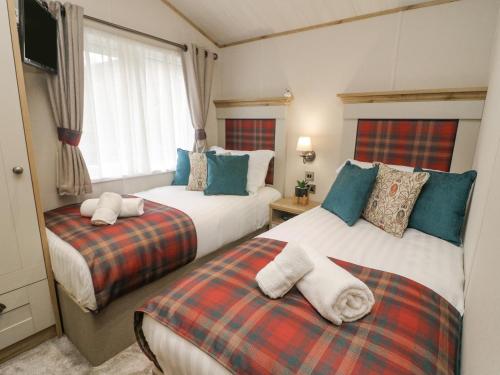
left=160, top=0, right=457, bottom=49
left=337, top=87, right=487, bottom=104
left=214, top=96, right=293, bottom=108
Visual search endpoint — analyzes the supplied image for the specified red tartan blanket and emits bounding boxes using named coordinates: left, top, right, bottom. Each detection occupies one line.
left=135, top=237, right=461, bottom=375
left=45, top=198, right=197, bottom=311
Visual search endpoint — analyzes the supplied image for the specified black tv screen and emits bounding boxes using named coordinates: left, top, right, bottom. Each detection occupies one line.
left=20, top=0, right=58, bottom=73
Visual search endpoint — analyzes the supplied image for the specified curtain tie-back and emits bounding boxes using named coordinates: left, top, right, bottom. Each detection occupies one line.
left=195, top=129, right=207, bottom=141
left=57, top=127, right=82, bottom=146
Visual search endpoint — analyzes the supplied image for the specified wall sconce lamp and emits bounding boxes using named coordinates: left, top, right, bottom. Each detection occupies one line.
left=296, top=136, right=316, bottom=164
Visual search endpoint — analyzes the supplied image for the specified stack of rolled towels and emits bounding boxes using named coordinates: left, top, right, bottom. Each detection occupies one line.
left=255, top=243, right=375, bottom=325
left=80, top=192, right=144, bottom=226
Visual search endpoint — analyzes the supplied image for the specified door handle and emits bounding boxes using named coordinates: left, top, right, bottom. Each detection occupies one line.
left=12, top=166, right=24, bottom=175
left=0, top=303, right=6, bottom=314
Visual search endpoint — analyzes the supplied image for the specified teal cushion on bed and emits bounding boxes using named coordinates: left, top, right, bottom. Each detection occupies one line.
left=322, top=161, right=379, bottom=226
left=409, top=168, right=477, bottom=246
left=172, top=149, right=215, bottom=185
left=172, top=149, right=190, bottom=185
left=204, top=154, right=249, bottom=196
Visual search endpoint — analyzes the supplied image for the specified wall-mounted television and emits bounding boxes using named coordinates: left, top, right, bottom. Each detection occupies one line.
left=19, top=0, right=58, bottom=73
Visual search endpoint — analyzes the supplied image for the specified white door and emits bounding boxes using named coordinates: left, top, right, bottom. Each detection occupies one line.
left=0, top=0, right=47, bottom=295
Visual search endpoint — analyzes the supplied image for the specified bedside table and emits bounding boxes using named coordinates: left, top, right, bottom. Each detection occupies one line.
left=269, top=197, right=320, bottom=228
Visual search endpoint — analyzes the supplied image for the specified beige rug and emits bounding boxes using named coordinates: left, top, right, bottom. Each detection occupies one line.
left=0, top=336, right=154, bottom=374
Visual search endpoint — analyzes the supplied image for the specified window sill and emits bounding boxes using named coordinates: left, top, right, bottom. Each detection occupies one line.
left=91, top=170, right=175, bottom=185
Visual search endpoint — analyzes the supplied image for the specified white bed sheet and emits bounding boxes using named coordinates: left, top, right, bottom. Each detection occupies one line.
left=142, top=206, right=465, bottom=375
left=47, top=185, right=281, bottom=311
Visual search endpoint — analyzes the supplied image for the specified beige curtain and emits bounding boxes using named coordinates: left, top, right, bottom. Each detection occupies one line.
left=47, top=2, right=91, bottom=195
left=182, top=44, right=216, bottom=152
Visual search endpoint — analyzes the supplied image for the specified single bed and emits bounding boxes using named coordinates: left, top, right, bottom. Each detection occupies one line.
left=44, top=113, right=285, bottom=365
left=47, top=185, right=280, bottom=311
left=137, top=206, right=464, bottom=375
left=44, top=184, right=279, bottom=366
left=134, top=116, right=475, bottom=374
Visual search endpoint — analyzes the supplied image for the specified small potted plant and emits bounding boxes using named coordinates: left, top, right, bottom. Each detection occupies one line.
left=295, top=179, right=309, bottom=205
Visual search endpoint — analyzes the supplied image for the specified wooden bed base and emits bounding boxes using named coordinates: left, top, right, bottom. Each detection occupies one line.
left=57, top=228, right=267, bottom=366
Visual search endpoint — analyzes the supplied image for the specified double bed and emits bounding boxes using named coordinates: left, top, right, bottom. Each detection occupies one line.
left=136, top=206, right=464, bottom=374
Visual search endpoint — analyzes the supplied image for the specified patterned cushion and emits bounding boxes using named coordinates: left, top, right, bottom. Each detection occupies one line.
left=187, top=152, right=209, bottom=191
left=173, top=149, right=215, bottom=186
left=362, top=163, right=429, bottom=237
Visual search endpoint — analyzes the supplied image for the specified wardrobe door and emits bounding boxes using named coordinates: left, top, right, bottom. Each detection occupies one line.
left=0, top=146, right=20, bottom=277
left=0, top=0, right=46, bottom=294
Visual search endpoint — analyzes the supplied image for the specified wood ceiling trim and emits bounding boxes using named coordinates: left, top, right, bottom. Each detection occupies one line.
left=337, top=87, right=487, bottom=104
left=220, top=0, right=458, bottom=48
left=161, top=0, right=458, bottom=50
left=160, top=0, right=221, bottom=48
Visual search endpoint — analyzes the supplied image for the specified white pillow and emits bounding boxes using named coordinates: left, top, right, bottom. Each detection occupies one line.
left=335, top=159, right=414, bottom=174
left=209, top=146, right=225, bottom=153
left=209, top=146, right=274, bottom=194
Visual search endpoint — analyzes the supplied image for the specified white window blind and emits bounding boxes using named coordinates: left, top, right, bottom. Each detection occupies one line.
left=80, top=24, right=194, bottom=181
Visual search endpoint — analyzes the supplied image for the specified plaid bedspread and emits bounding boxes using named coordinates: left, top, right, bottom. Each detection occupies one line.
left=45, top=198, right=197, bottom=311
left=135, top=237, right=461, bottom=375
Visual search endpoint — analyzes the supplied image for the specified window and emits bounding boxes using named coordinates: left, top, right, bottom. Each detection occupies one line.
left=80, top=24, right=194, bottom=181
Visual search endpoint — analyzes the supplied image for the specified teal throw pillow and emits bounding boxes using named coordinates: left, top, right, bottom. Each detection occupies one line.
left=322, top=161, right=379, bottom=226
left=409, top=167, right=477, bottom=245
left=204, top=154, right=249, bottom=196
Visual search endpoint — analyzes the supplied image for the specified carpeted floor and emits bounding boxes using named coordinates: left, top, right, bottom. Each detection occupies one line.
left=0, top=336, right=154, bottom=374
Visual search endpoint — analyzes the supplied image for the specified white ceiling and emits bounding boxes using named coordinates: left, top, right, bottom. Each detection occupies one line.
left=165, top=0, right=435, bottom=46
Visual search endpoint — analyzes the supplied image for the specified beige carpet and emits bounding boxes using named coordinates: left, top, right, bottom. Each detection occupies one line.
left=0, top=336, right=154, bottom=374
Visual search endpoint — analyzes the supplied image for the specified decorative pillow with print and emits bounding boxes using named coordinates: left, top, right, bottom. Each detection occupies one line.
left=187, top=152, right=209, bottom=191
left=362, top=163, right=429, bottom=237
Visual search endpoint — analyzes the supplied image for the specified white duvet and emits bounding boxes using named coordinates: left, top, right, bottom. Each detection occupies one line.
left=46, top=185, right=281, bottom=311
left=142, top=206, right=465, bottom=375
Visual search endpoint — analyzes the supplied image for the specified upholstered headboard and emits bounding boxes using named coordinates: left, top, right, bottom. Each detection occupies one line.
left=340, top=100, right=484, bottom=173
left=354, top=119, right=458, bottom=172
left=215, top=105, right=288, bottom=194
left=225, top=119, right=275, bottom=184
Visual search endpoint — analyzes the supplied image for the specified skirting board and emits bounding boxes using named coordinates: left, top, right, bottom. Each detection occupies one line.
left=57, top=227, right=267, bottom=366
left=0, top=326, right=56, bottom=365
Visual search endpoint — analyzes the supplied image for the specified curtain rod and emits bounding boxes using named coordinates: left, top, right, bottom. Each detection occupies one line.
left=83, top=14, right=219, bottom=60
left=40, top=1, right=218, bottom=59
left=84, top=15, right=188, bottom=52
left=84, top=15, right=218, bottom=60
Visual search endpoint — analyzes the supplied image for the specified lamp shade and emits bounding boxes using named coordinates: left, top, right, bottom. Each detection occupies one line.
left=296, top=136, right=312, bottom=152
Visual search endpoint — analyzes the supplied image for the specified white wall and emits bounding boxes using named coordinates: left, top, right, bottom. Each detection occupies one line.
left=219, top=0, right=498, bottom=200
left=462, top=7, right=500, bottom=374
left=24, top=0, right=499, bottom=210
left=24, top=0, right=220, bottom=210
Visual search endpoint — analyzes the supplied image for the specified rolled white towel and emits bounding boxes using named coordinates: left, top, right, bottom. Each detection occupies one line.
left=297, top=248, right=375, bottom=325
left=256, top=243, right=314, bottom=299
left=91, top=192, right=123, bottom=226
left=81, top=197, right=144, bottom=218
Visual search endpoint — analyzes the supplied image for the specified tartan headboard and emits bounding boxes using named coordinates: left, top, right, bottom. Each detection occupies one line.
left=225, top=119, right=276, bottom=184
left=354, top=119, right=459, bottom=172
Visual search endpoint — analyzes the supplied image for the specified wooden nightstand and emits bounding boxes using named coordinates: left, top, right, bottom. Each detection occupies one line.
left=269, top=197, right=320, bottom=228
